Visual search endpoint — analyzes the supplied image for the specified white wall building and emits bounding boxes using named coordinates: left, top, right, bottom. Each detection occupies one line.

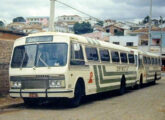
left=26, top=17, right=49, bottom=26
left=58, top=15, right=81, bottom=23
left=109, top=36, right=139, bottom=47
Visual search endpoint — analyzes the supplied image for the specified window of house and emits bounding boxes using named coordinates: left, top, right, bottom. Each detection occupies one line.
left=113, top=42, right=120, bottom=45
left=141, top=41, right=148, bottom=46
left=111, top=51, right=119, bottom=62
left=99, top=49, right=110, bottom=62
left=114, top=29, right=118, bottom=33
left=70, top=43, right=84, bottom=65
left=106, top=29, right=110, bottom=33
left=85, top=47, right=99, bottom=61
left=126, top=42, right=134, bottom=46
left=128, top=54, right=135, bottom=64
left=120, top=53, right=128, bottom=63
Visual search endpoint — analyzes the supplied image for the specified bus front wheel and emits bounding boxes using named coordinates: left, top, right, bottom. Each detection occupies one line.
left=69, top=81, right=84, bottom=107
left=23, top=98, right=39, bottom=106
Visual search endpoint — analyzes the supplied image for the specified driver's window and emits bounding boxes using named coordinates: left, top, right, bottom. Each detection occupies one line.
left=70, top=43, right=85, bottom=65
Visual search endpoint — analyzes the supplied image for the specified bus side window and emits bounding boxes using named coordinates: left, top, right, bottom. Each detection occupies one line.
left=143, top=56, right=147, bottom=64
left=151, top=58, right=154, bottom=64
left=85, top=47, right=99, bottom=61
left=158, top=58, right=161, bottom=65
left=154, top=58, right=157, bottom=65
left=147, top=57, right=151, bottom=64
left=135, top=55, right=138, bottom=66
left=128, top=54, right=135, bottom=64
left=111, top=51, right=119, bottom=63
left=70, top=43, right=85, bottom=65
left=159, top=58, right=161, bottom=65
left=138, top=55, right=143, bottom=67
left=120, top=53, right=128, bottom=63
left=99, top=49, right=110, bottom=62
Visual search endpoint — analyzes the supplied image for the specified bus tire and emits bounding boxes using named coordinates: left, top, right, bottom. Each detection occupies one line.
left=23, top=98, right=38, bottom=106
left=152, top=74, right=157, bottom=85
left=119, top=76, right=126, bottom=95
left=139, top=75, right=143, bottom=88
left=69, top=80, right=84, bottom=107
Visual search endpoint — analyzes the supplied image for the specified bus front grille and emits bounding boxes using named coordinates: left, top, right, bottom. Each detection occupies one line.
left=21, top=80, right=48, bottom=89
left=10, top=76, right=49, bottom=89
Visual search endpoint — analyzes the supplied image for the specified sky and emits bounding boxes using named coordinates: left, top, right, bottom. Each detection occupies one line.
left=0, top=0, right=165, bottom=23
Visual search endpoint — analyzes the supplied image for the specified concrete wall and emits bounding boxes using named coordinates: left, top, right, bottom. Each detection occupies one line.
left=109, top=36, right=139, bottom=46
left=0, top=40, right=14, bottom=95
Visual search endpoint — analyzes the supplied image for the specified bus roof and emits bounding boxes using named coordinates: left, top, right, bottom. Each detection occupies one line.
left=27, top=32, right=136, bottom=53
left=15, top=32, right=160, bottom=57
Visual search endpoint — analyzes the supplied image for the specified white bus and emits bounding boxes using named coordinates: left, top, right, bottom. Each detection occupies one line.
left=9, top=32, right=161, bottom=107
left=137, top=51, right=161, bottom=87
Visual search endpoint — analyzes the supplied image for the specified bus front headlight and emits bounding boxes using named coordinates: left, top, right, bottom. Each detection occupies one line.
left=49, top=80, right=65, bottom=88
left=11, top=81, right=22, bottom=88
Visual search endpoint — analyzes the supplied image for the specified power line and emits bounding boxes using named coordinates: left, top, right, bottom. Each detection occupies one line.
left=56, top=0, right=164, bottom=23
left=56, top=0, right=102, bottom=21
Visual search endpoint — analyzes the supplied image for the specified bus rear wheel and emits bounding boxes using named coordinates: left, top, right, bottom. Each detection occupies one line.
left=152, top=74, right=157, bottom=85
left=119, top=76, right=126, bottom=95
left=139, top=75, right=143, bottom=88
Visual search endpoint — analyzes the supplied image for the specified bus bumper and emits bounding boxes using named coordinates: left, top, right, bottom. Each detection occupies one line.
left=9, top=89, right=74, bottom=98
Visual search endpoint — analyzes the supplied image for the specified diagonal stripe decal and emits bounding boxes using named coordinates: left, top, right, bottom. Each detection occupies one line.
left=93, top=65, right=136, bottom=93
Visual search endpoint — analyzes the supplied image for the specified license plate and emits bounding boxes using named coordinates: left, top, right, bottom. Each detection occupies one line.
left=29, top=93, right=38, bottom=98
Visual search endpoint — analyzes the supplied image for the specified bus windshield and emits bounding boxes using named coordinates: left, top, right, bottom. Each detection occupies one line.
left=11, top=43, right=68, bottom=68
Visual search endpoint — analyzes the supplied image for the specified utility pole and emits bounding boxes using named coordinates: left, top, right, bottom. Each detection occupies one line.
left=160, top=16, right=163, bottom=66
left=49, top=0, right=55, bottom=32
left=148, top=0, right=152, bottom=52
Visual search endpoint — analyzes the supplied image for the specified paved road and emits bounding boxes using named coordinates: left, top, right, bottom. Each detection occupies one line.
left=0, top=79, right=165, bottom=120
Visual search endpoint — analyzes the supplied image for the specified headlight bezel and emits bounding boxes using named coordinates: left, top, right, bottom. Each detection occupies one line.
left=49, top=80, right=65, bottom=88
left=10, top=81, right=22, bottom=89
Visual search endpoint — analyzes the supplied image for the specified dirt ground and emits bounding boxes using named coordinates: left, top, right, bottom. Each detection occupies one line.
left=0, top=96, right=23, bottom=108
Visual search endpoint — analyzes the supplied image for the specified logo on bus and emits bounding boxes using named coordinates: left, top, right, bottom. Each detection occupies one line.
left=88, top=72, right=93, bottom=83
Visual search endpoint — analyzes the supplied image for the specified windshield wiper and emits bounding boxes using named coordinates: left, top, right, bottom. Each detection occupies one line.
left=20, top=51, right=26, bottom=69
left=37, top=53, right=49, bottom=68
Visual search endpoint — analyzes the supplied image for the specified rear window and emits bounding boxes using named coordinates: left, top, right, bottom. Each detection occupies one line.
left=99, top=49, right=110, bottom=62
left=111, top=51, right=119, bottom=62
left=128, top=54, right=135, bottom=64
left=85, top=47, right=98, bottom=61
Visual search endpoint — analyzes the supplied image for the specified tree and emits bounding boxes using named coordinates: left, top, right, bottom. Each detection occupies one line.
left=96, top=20, right=104, bottom=26
left=142, top=16, right=150, bottom=24
left=13, top=17, right=26, bottom=23
left=0, top=21, right=5, bottom=27
left=73, top=22, right=93, bottom=34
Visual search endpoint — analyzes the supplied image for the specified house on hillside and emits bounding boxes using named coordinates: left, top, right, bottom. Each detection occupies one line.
left=104, top=23, right=130, bottom=36
left=81, top=31, right=110, bottom=42
left=58, top=15, right=82, bottom=31
left=26, top=17, right=49, bottom=27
